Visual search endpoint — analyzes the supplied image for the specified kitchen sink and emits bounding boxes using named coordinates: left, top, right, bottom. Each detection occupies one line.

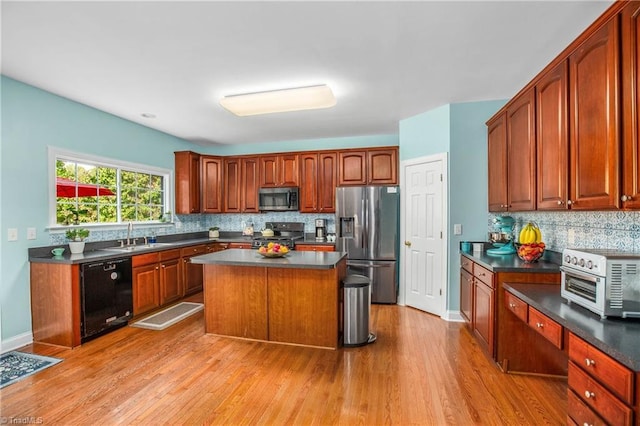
left=101, top=243, right=175, bottom=253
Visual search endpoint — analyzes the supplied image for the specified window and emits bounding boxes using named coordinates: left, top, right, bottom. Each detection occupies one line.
left=50, top=148, right=172, bottom=227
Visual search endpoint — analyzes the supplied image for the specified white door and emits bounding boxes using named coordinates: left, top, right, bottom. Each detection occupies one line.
left=401, top=154, right=447, bottom=316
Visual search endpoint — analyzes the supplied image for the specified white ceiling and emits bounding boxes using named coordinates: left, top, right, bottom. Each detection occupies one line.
left=1, top=1, right=613, bottom=146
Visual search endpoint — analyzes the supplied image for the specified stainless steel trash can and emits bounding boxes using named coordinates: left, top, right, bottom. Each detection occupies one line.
left=343, top=274, right=376, bottom=347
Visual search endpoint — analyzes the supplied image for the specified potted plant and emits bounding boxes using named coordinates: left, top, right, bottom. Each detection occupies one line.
left=209, top=227, right=220, bottom=238
left=66, top=228, right=90, bottom=254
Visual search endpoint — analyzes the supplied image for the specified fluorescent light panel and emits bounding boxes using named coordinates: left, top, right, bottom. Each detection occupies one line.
left=220, top=85, right=336, bottom=116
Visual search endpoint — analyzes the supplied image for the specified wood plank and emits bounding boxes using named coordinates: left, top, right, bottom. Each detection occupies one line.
left=1, top=295, right=568, bottom=424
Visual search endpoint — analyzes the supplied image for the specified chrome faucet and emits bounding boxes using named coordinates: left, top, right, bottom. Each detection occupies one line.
left=127, top=222, right=133, bottom=246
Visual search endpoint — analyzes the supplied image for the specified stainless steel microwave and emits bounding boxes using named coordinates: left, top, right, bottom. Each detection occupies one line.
left=258, top=187, right=299, bottom=211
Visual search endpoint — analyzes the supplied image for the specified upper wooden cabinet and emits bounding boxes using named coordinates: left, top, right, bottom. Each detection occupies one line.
left=622, top=1, right=640, bottom=209
left=223, top=158, right=241, bottom=213
left=259, top=154, right=299, bottom=187
left=536, top=61, right=569, bottom=210
left=241, top=157, right=260, bottom=212
left=338, top=147, right=398, bottom=186
left=174, top=151, right=200, bottom=214
left=569, top=18, right=620, bottom=210
left=487, top=113, right=508, bottom=212
left=201, top=156, right=223, bottom=213
left=300, top=151, right=337, bottom=213
left=506, top=89, right=537, bottom=211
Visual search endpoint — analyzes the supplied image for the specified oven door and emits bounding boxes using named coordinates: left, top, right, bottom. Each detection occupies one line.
left=560, top=266, right=606, bottom=318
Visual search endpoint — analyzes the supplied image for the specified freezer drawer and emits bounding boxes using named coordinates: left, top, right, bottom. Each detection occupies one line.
left=347, top=260, right=397, bottom=304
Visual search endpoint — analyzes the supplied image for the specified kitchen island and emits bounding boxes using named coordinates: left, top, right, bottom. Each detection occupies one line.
left=191, top=249, right=347, bottom=349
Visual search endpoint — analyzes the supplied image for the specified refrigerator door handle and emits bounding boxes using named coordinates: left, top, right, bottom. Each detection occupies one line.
left=347, top=261, right=393, bottom=268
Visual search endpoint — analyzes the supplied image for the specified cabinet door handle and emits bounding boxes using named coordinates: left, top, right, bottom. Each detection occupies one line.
left=557, top=200, right=564, bottom=205
left=509, top=303, right=516, bottom=308
left=585, top=358, right=595, bottom=367
left=536, top=322, right=544, bottom=328
left=155, top=266, right=159, bottom=270
left=584, top=390, right=595, bottom=399
left=567, top=199, right=573, bottom=205
left=621, top=194, right=633, bottom=202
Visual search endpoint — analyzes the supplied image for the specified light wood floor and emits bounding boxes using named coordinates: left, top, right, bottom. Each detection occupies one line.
left=2, top=294, right=567, bottom=425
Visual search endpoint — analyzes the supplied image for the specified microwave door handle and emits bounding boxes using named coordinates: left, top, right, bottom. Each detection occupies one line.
left=560, top=266, right=600, bottom=284
left=287, top=191, right=291, bottom=208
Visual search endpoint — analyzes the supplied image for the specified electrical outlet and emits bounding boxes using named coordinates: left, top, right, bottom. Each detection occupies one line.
left=453, top=224, right=462, bottom=235
left=27, top=227, right=37, bottom=240
left=8, top=228, right=18, bottom=241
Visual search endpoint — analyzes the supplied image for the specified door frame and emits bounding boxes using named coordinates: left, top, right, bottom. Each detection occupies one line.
left=398, top=152, right=448, bottom=319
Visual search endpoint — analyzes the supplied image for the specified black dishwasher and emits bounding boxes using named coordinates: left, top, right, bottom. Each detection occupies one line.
left=80, top=257, right=133, bottom=343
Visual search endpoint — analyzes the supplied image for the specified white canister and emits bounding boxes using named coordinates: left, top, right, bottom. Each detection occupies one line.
left=472, top=243, right=484, bottom=253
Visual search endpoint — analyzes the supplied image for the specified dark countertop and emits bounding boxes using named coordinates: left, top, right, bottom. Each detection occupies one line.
left=504, top=283, right=640, bottom=371
left=190, top=249, right=347, bottom=270
left=461, top=249, right=561, bottom=273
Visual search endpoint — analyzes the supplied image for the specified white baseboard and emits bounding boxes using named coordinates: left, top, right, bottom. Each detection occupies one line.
left=1, top=332, right=33, bottom=354
left=443, top=310, right=465, bottom=322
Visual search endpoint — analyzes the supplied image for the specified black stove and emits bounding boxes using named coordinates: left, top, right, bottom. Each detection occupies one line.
left=251, top=222, right=305, bottom=250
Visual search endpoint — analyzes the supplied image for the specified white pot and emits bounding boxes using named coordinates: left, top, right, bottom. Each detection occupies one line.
left=209, top=230, right=219, bottom=238
left=69, top=241, right=85, bottom=254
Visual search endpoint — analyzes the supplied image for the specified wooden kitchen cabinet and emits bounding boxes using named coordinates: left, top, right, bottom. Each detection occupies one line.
left=159, top=249, right=182, bottom=305
left=338, top=150, right=367, bottom=186
left=259, top=154, right=299, bottom=187
left=459, top=267, right=473, bottom=326
left=367, top=148, right=397, bottom=185
left=223, top=157, right=241, bottom=212
left=621, top=1, right=640, bottom=209
left=295, top=244, right=335, bottom=252
left=181, top=245, right=207, bottom=295
left=487, top=113, right=508, bottom=212
left=174, top=151, right=201, bottom=214
left=536, top=61, right=569, bottom=210
left=241, top=157, right=260, bottom=212
left=472, top=265, right=495, bottom=356
left=201, top=155, right=223, bottom=213
left=568, top=18, right=620, bottom=210
left=132, top=253, right=161, bottom=316
left=228, top=242, right=252, bottom=249
left=299, top=151, right=337, bottom=213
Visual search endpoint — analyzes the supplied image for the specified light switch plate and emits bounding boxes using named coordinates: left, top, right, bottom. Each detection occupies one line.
left=453, top=224, right=462, bottom=235
left=27, top=227, right=37, bottom=240
left=8, top=228, right=18, bottom=241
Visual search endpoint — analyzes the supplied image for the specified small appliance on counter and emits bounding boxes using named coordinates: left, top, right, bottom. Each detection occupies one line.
left=315, top=218, right=327, bottom=241
left=486, top=215, right=516, bottom=255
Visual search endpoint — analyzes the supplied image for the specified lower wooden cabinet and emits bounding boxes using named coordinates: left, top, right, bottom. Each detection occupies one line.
left=473, top=280, right=495, bottom=356
left=459, top=267, right=473, bottom=325
left=159, top=250, right=182, bottom=306
left=181, top=245, right=206, bottom=295
left=295, top=244, right=335, bottom=252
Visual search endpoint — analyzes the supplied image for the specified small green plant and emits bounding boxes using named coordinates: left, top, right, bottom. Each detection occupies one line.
left=209, top=227, right=219, bottom=231
left=66, top=228, right=90, bottom=241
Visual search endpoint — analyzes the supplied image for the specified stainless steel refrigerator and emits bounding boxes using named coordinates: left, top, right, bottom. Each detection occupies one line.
left=336, top=186, right=399, bottom=304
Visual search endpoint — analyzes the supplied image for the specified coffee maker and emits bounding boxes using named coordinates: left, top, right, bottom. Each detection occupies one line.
left=315, top=218, right=327, bottom=241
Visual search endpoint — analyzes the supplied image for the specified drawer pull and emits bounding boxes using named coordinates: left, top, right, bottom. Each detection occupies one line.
left=536, top=322, right=544, bottom=328
left=583, top=423, right=593, bottom=426
left=509, top=303, right=516, bottom=308
left=584, top=358, right=595, bottom=367
left=584, top=390, right=595, bottom=399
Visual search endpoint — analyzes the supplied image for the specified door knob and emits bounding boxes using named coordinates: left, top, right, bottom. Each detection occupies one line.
left=404, top=241, right=412, bottom=247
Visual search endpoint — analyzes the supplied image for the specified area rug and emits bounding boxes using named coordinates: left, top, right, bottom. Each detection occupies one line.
left=131, top=302, right=204, bottom=331
left=1, top=351, right=62, bottom=389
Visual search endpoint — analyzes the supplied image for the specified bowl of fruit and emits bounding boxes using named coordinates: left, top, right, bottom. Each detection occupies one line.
left=257, top=242, right=289, bottom=258
left=515, top=242, right=545, bottom=263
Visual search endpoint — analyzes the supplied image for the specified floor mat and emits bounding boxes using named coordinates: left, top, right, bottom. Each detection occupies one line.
left=130, top=302, right=204, bottom=331
left=1, top=351, right=62, bottom=388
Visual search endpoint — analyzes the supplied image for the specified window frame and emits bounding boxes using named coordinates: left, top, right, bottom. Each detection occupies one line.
left=48, top=147, right=174, bottom=231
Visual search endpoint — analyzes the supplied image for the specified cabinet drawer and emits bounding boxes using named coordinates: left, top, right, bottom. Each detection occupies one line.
left=473, top=264, right=494, bottom=289
left=460, top=256, right=473, bottom=273
left=159, top=248, right=181, bottom=261
left=295, top=244, right=334, bottom=252
left=132, top=252, right=160, bottom=267
left=504, top=291, right=528, bottom=322
left=568, top=333, right=634, bottom=405
left=567, top=389, right=608, bottom=426
left=180, top=245, right=207, bottom=257
left=568, top=362, right=633, bottom=426
left=228, top=242, right=252, bottom=249
left=527, top=307, right=562, bottom=349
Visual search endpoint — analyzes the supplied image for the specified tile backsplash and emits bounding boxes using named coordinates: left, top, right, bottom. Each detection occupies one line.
left=489, top=211, right=640, bottom=253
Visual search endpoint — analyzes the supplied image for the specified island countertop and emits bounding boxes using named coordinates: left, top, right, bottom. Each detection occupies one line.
left=190, top=249, right=347, bottom=269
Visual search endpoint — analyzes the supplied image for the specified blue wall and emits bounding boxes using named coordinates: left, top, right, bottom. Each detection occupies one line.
left=0, top=76, right=399, bottom=346
left=399, top=100, right=506, bottom=314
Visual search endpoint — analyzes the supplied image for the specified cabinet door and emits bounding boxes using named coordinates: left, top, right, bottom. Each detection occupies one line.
left=259, top=155, right=278, bottom=187
left=133, top=264, right=160, bottom=316
left=537, top=61, right=569, bottom=210
left=622, top=2, right=640, bottom=209
left=487, top=113, right=508, bottom=212
left=174, top=151, right=200, bottom=214
left=295, top=244, right=334, bottom=252
left=569, top=19, right=620, bottom=210
left=338, top=151, right=367, bottom=186
left=160, top=258, right=182, bottom=305
left=182, top=257, right=203, bottom=295
left=201, top=156, right=223, bottom=213
left=460, top=268, right=473, bottom=325
left=506, top=88, right=536, bottom=211
left=224, top=158, right=241, bottom=212
left=367, top=148, right=398, bottom=185
left=473, top=280, right=495, bottom=357
left=299, top=153, right=318, bottom=212
left=279, top=154, right=299, bottom=186
left=318, top=152, right=337, bottom=212
left=241, top=157, right=260, bottom=212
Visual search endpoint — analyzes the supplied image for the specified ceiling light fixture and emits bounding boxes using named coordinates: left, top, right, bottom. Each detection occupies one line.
left=219, top=84, right=336, bottom=116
